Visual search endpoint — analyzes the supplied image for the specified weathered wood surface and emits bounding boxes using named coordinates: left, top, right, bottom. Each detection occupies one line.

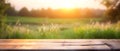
left=0, top=39, right=119, bottom=51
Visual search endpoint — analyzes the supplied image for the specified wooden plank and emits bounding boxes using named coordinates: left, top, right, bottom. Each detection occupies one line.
left=0, top=39, right=119, bottom=51
left=0, top=39, right=96, bottom=43
left=102, top=39, right=120, bottom=50
left=0, top=45, right=110, bottom=50
left=0, top=41, right=104, bottom=45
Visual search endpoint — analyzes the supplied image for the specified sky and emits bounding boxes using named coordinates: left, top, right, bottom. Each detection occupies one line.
left=8, top=0, right=106, bottom=11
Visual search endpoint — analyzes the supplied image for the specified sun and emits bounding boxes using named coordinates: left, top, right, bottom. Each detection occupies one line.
left=62, top=3, right=74, bottom=8
left=60, top=1, right=75, bottom=9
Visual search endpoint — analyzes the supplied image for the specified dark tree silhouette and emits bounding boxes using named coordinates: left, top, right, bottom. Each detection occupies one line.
left=101, top=0, right=120, bottom=23
left=5, top=6, right=18, bottom=16
left=0, top=0, right=10, bottom=28
left=5, top=7, right=104, bottom=19
left=18, top=7, right=30, bottom=16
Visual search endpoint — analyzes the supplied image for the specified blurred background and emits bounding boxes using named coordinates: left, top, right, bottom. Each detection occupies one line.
left=0, top=0, right=120, bottom=39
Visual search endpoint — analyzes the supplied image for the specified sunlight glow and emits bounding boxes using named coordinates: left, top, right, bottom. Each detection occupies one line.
left=59, top=1, right=75, bottom=9
left=61, top=3, right=74, bottom=9
left=8, top=0, right=106, bottom=10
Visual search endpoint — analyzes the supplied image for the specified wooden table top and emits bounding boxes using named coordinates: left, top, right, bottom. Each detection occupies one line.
left=0, top=39, right=120, bottom=51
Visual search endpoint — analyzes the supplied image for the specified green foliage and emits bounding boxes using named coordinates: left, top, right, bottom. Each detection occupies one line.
left=5, top=6, right=18, bottom=16
left=0, top=17, right=120, bottom=39
left=0, top=0, right=10, bottom=28
left=0, top=23, right=120, bottom=39
left=101, top=0, right=120, bottom=23
left=101, top=0, right=114, bottom=8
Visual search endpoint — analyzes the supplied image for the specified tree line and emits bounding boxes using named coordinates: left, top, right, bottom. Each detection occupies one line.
left=2, top=0, right=120, bottom=23
left=5, top=6, right=104, bottom=18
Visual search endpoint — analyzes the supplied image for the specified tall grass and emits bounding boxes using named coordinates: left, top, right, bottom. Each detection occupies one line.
left=0, top=17, right=120, bottom=39
left=0, top=21, right=120, bottom=39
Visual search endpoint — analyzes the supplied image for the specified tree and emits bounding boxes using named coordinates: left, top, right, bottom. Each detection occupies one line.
left=39, top=8, right=46, bottom=17
left=101, top=0, right=120, bottom=23
left=46, top=8, right=53, bottom=18
left=18, top=7, right=30, bottom=16
left=0, top=0, right=10, bottom=28
left=5, top=6, right=18, bottom=16
left=30, top=9, right=40, bottom=17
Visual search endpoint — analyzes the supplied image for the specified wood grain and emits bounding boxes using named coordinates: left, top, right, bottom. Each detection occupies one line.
left=0, top=39, right=119, bottom=51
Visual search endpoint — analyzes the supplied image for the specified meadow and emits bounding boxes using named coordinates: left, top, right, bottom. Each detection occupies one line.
left=0, top=16, right=120, bottom=39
